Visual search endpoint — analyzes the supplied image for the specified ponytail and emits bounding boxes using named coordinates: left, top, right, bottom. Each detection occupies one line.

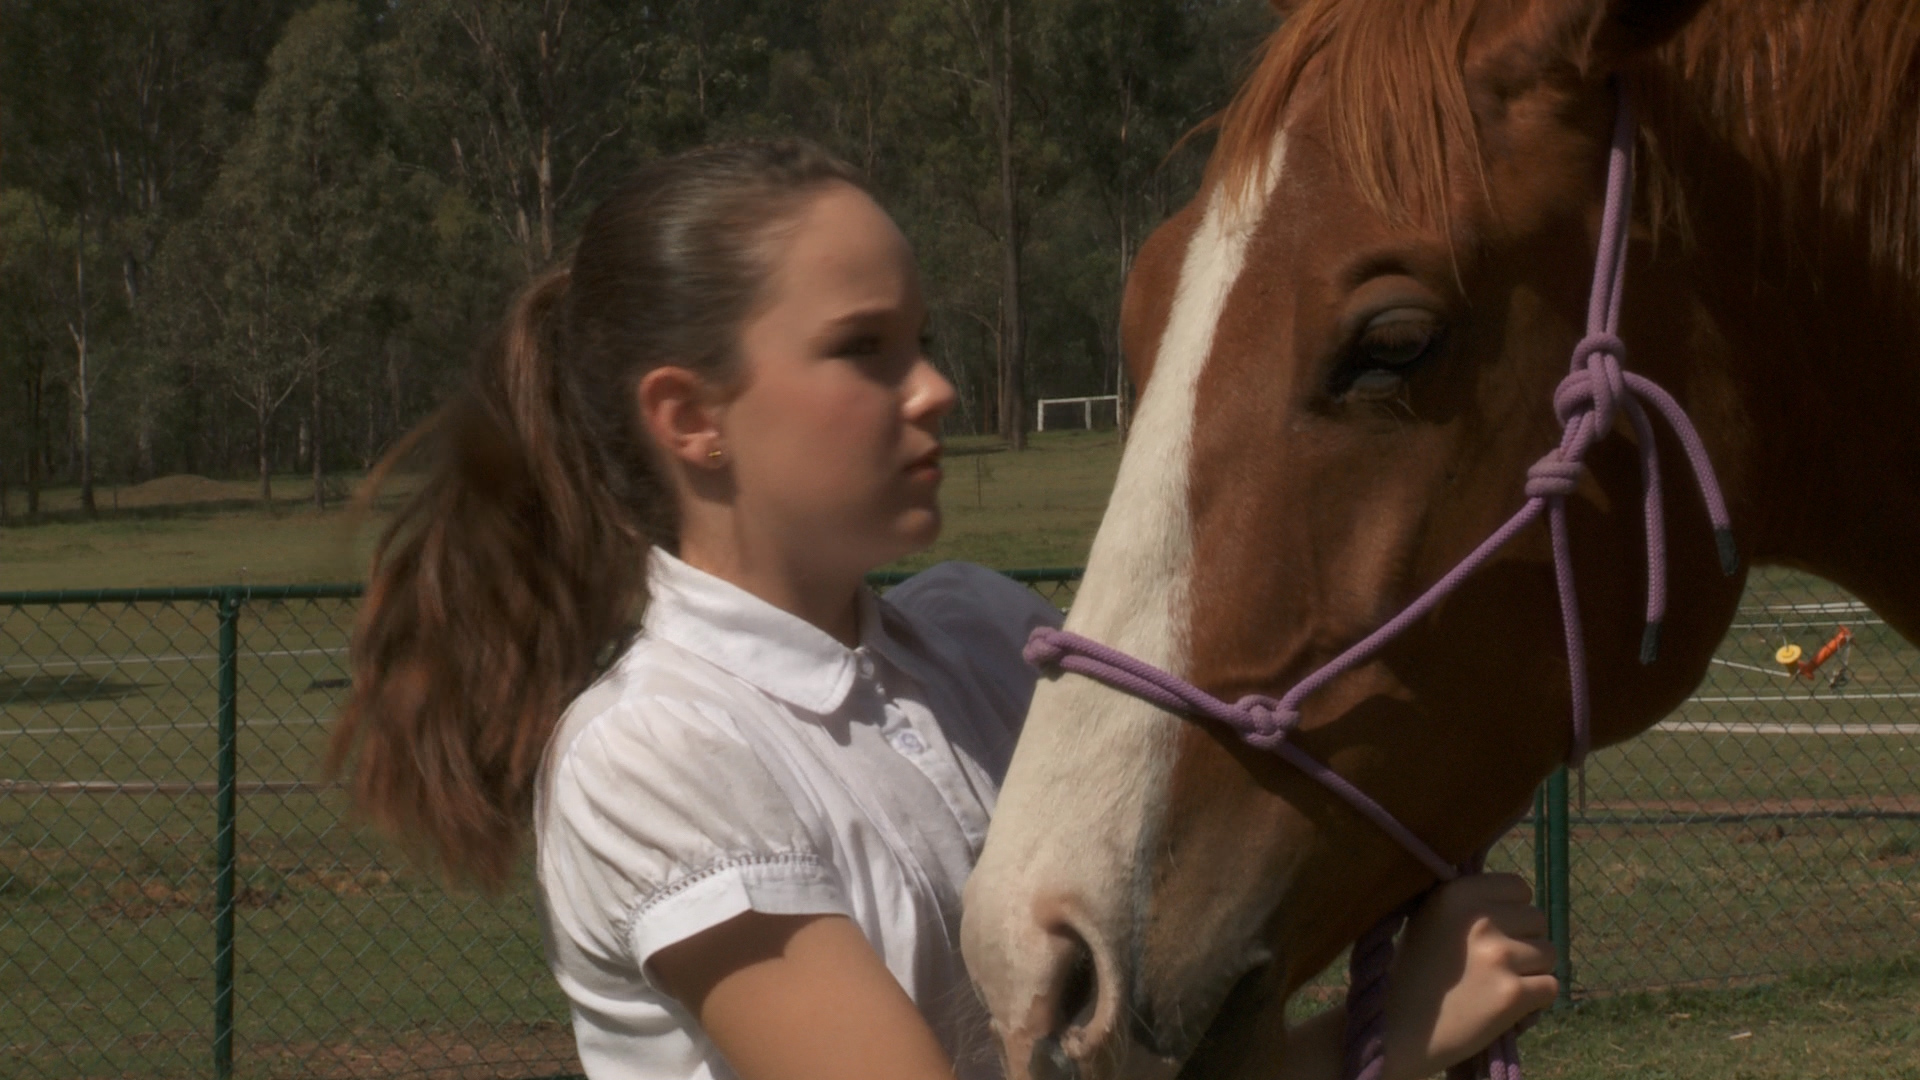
left=330, top=267, right=650, bottom=891
left=328, top=138, right=863, bottom=891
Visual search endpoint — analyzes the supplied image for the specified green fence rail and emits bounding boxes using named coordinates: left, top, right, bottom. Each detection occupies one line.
left=4, top=567, right=1916, bottom=1078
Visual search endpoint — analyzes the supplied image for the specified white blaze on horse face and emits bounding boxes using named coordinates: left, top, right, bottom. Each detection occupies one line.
left=963, top=137, right=1287, bottom=1060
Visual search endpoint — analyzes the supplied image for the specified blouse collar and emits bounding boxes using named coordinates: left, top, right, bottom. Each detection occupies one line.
left=642, top=548, right=897, bottom=715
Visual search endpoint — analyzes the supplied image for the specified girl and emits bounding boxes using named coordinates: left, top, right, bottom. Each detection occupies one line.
left=332, top=140, right=1557, bottom=1080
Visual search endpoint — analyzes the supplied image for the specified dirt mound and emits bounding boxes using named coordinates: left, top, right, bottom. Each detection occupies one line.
left=121, top=473, right=247, bottom=506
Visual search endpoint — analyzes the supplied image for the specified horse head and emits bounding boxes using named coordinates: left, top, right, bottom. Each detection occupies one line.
left=961, top=1, right=1766, bottom=1076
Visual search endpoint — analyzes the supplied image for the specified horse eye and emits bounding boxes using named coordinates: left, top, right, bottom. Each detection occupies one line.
left=1355, top=311, right=1443, bottom=370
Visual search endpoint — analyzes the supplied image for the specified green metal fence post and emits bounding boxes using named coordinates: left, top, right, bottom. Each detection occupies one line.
left=1532, top=784, right=1548, bottom=908
left=213, top=590, right=240, bottom=1080
left=1546, top=765, right=1572, bottom=1005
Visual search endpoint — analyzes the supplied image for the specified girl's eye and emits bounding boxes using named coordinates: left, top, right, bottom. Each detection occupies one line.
left=838, top=334, right=883, bottom=358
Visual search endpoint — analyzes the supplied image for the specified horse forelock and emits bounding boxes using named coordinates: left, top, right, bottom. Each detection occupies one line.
left=1214, top=0, right=1920, bottom=289
left=1210, top=0, right=1485, bottom=234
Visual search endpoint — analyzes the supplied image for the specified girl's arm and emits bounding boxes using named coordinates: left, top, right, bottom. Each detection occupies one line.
left=653, top=911, right=957, bottom=1080
left=656, top=874, right=1555, bottom=1080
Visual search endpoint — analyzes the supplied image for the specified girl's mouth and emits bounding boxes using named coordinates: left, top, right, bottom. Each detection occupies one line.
left=906, top=445, right=944, bottom=481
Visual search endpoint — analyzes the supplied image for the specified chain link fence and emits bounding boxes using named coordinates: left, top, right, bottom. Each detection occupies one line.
left=4, top=567, right=1914, bottom=1077
left=1, top=586, right=577, bottom=1080
left=1549, top=565, right=1920, bottom=994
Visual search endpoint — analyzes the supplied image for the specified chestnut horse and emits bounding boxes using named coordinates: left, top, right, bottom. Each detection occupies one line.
left=961, top=1, right=1920, bottom=1078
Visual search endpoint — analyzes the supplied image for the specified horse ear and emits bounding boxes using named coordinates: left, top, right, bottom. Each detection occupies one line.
left=1586, top=0, right=1711, bottom=63
left=1489, top=0, right=1710, bottom=80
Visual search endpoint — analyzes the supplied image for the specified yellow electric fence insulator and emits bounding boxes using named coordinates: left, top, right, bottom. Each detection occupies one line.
left=1775, top=644, right=1804, bottom=667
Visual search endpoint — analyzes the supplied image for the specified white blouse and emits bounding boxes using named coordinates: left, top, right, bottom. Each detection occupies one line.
left=535, top=550, right=1062, bottom=1080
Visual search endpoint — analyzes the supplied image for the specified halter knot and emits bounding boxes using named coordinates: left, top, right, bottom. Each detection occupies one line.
left=1235, top=696, right=1298, bottom=749
left=1022, top=629, right=1068, bottom=669
left=1554, top=333, right=1628, bottom=433
left=1524, top=457, right=1583, bottom=499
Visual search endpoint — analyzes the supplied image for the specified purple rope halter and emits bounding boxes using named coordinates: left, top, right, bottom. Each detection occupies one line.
left=1022, top=84, right=1736, bottom=1080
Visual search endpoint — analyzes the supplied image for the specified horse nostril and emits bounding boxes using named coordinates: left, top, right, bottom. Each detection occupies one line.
left=1029, top=926, right=1103, bottom=1078
left=1031, top=1034, right=1080, bottom=1080
left=1057, top=932, right=1098, bottom=1032
left=999, top=903, right=1117, bottom=1078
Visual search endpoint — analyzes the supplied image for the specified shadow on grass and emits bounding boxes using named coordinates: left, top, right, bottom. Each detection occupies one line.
left=0, top=674, right=151, bottom=705
left=0, top=491, right=419, bottom=530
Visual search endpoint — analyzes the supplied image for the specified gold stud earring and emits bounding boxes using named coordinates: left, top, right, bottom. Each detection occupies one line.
left=707, top=448, right=725, bottom=462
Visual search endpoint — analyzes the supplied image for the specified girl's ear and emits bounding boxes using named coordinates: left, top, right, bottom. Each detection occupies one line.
left=638, top=366, right=727, bottom=468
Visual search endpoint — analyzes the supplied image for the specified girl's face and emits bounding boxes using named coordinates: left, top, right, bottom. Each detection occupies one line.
left=720, top=182, right=956, bottom=576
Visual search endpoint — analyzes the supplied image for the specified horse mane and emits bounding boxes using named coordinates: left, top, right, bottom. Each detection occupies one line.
left=1662, top=1, right=1920, bottom=281
left=1210, top=0, right=1920, bottom=285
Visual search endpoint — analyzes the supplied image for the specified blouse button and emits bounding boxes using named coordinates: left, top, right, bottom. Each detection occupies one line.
left=890, top=730, right=926, bottom=755
left=855, top=653, right=877, bottom=680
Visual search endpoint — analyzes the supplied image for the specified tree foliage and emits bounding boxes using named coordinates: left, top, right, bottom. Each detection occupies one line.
left=0, top=0, right=1273, bottom=516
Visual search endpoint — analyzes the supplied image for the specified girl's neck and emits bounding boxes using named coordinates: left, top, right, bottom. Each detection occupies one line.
left=676, top=536, right=866, bottom=648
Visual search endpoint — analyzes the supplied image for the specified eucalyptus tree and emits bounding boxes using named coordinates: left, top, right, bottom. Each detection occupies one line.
left=158, top=1, right=398, bottom=506
left=0, top=0, right=306, bottom=510
left=378, top=0, right=652, bottom=273
left=0, top=189, right=64, bottom=518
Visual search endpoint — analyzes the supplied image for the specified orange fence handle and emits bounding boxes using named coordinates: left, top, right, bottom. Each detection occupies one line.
left=1797, top=626, right=1852, bottom=679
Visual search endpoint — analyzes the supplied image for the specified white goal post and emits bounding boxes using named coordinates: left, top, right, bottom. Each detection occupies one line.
left=1035, top=395, right=1119, bottom=431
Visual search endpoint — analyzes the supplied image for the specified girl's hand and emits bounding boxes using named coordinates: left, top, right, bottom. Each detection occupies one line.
left=1381, top=873, right=1558, bottom=1080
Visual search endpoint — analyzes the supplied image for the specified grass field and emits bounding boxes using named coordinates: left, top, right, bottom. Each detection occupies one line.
left=4, top=428, right=1919, bottom=1078
left=0, top=430, right=1122, bottom=592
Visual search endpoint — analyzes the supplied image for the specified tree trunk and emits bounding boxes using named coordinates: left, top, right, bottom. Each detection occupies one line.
left=70, top=241, right=97, bottom=516
left=387, top=340, right=404, bottom=456
left=25, top=365, right=44, bottom=517
left=257, top=393, right=274, bottom=507
left=136, top=403, right=155, bottom=480
left=536, top=21, right=557, bottom=263
left=995, top=0, right=1026, bottom=451
left=364, top=373, right=378, bottom=468
left=311, top=363, right=326, bottom=510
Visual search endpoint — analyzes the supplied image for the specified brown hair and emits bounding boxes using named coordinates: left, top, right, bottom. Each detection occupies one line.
left=329, top=140, right=863, bottom=890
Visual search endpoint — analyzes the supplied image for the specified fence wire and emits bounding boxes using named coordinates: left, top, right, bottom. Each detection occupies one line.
left=2, top=566, right=1914, bottom=1078
left=2, top=588, right=573, bottom=1080
left=1554, top=566, right=1920, bottom=994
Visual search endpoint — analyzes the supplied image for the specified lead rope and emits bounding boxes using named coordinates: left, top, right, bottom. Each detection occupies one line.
left=1022, top=81, right=1738, bottom=1080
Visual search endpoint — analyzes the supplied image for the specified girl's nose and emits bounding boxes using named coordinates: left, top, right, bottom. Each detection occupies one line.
left=910, top=357, right=958, bottom=423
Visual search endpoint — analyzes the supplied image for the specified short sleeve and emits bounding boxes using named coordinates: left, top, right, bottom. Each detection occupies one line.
left=537, top=690, right=852, bottom=984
